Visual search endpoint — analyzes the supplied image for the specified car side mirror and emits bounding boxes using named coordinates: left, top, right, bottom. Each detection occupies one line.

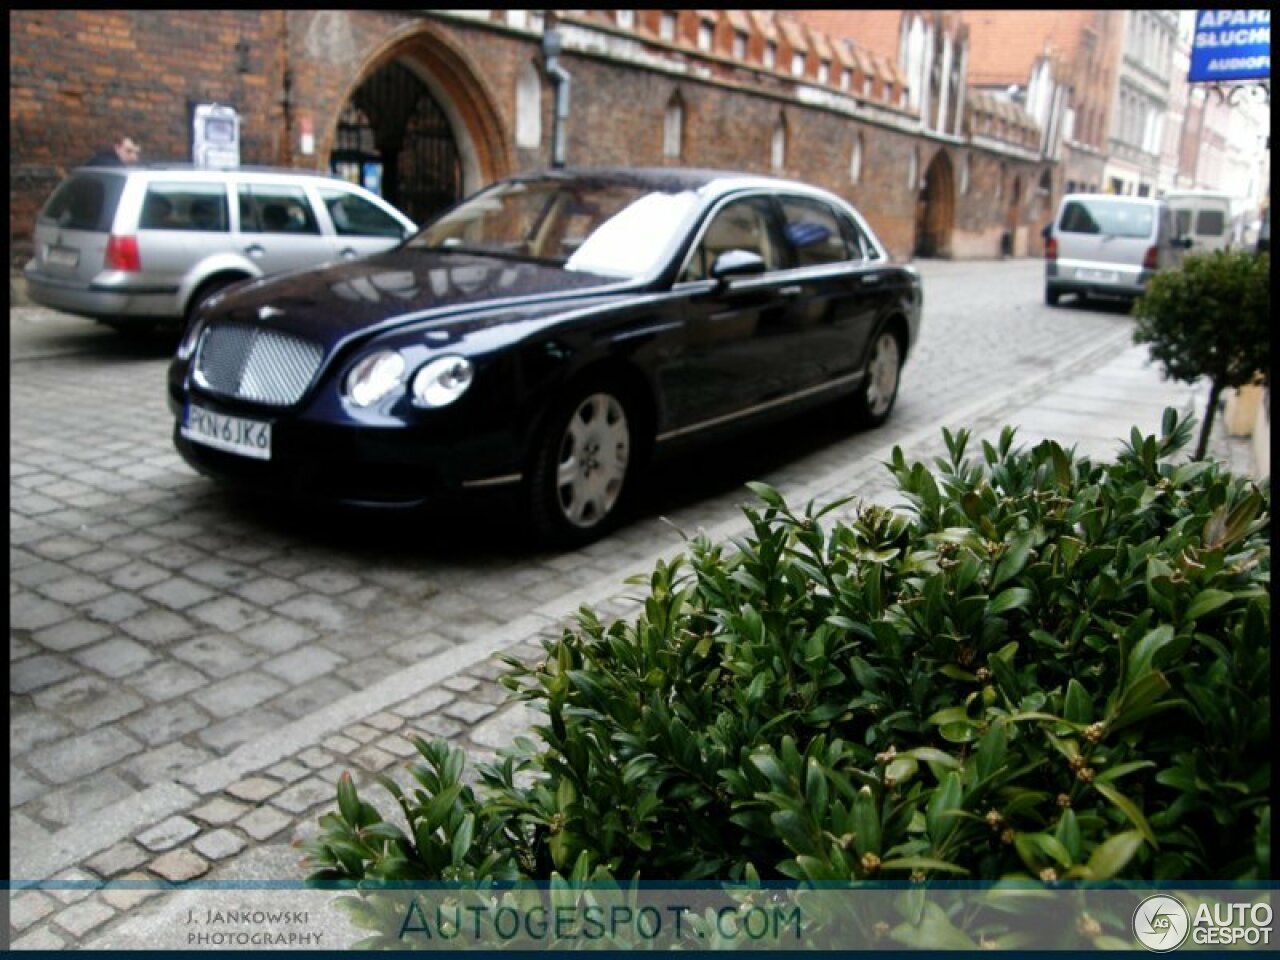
left=709, top=249, right=766, bottom=284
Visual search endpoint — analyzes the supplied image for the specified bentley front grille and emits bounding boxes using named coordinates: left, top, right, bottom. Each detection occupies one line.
left=193, top=323, right=324, bottom=407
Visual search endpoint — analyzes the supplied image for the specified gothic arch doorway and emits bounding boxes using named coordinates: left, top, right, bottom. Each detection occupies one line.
left=914, top=149, right=955, bottom=258
left=331, top=29, right=509, bottom=225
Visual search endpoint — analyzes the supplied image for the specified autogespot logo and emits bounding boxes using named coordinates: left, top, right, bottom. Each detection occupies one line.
left=1133, top=894, right=1191, bottom=952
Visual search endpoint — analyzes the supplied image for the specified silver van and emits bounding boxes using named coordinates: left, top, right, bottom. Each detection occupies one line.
left=1043, top=193, right=1186, bottom=306
left=24, top=165, right=417, bottom=330
left=1164, top=189, right=1233, bottom=253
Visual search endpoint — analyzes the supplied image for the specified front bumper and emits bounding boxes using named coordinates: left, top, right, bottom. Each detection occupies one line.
left=170, top=390, right=524, bottom=507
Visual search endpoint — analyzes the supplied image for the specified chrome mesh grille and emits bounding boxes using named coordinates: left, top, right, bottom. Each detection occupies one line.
left=194, top=323, right=324, bottom=407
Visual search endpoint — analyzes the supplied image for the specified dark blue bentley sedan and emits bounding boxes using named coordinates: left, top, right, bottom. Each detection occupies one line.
left=169, top=167, right=922, bottom=545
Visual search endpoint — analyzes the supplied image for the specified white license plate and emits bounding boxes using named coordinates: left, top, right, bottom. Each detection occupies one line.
left=46, top=245, right=79, bottom=268
left=1078, top=268, right=1119, bottom=283
left=182, top=403, right=272, bottom=461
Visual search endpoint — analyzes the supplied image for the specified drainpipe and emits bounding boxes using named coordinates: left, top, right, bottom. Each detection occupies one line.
left=541, top=28, right=571, bottom=167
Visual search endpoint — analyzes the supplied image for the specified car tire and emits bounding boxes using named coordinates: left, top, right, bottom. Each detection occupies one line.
left=527, top=385, right=634, bottom=547
left=1045, top=285, right=1061, bottom=306
left=851, top=328, right=904, bottom=428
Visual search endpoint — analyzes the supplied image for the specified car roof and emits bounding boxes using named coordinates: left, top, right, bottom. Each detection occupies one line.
left=505, top=166, right=827, bottom=199
left=73, top=164, right=348, bottom=181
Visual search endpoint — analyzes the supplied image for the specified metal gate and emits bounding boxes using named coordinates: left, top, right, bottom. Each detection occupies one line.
left=333, top=60, right=462, bottom=225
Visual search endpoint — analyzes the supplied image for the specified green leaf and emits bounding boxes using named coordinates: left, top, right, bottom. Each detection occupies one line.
left=879, top=856, right=969, bottom=876
left=988, top=587, right=1034, bottom=616
left=1086, top=830, right=1145, bottom=881
left=337, top=773, right=360, bottom=827
left=1094, top=782, right=1158, bottom=847
left=927, top=771, right=964, bottom=850
left=890, top=901, right=978, bottom=950
left=992, top=532, right=1035, bottom=588
left=1185, top=589, right=1234, bottom=621
left=1096, top=761, right=1156, bottom=784
left=1126, top=625, right=1175, bottom=690
left=1064, top=679, right=1093, bottom=725
left=450, top=813, right=475, bottom=866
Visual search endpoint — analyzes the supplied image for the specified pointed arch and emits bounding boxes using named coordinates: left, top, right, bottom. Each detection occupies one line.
left=663, top=90, right=685, bottom=160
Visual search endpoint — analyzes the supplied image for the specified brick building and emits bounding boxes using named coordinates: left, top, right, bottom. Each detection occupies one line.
left=9, top=9, right=1050, bottom=267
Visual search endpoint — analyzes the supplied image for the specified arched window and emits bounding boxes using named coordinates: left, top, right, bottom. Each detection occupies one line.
left=771, top=116, right=787, bottom=171
left=907, top=147, right=918, bottom=190
left=850, top=133, right=863, bottom=185
left=515, top=61, right=542, bottom=149
left=663, top=94, right=684, bottom=160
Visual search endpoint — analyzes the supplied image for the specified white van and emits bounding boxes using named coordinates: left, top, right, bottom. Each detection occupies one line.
left=1164, top=190, right=1233, bottom=253
left=1043, top=193, right=1186, bottom=306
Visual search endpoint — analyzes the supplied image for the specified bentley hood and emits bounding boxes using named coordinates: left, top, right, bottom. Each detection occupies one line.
left=207, top=248, right=633, bottom=348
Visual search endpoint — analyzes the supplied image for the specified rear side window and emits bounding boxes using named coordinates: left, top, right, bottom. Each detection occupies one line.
left=239, top=185, right=320, bottom=235
left=1059, top=198, right=1153, bottom=239
left=39, top=173, right=125, bottom=232
left=1196, top=209, right=1226, bottom=235
left=139, top=183, right=229, bottom=232
left=778, top=196, right=852, bottom=267
left=318, top=188, right=405, bottom=238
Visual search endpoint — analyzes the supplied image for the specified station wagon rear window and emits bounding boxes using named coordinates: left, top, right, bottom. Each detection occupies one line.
left=39, top=172, right=125, bottom=232
left=1059, top=198, right=1154, bottom=239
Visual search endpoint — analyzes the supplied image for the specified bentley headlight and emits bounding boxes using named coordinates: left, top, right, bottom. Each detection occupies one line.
left=411, top=355, right=474, bottom=408
left=176, top=317, right=207, bottom=361
left=345, top=350, right=406, bottom=407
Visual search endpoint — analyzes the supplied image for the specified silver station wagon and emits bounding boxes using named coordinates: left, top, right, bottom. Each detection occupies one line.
left=24, top=166, right=417, bottom=330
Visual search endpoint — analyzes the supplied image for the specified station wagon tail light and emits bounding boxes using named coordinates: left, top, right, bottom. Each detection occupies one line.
left=1143, top=245, right=1159, bottom=271
left=411, top=355, right=474, bottom=408
left=1044, top=236, right=1057, bottom=260
left=105, top=235, right=140, bottom=272
left=345, top=350, right=406, bottom=408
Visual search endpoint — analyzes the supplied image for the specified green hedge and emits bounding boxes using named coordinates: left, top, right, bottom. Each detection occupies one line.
left=304, top=410, right=1269, bottom=894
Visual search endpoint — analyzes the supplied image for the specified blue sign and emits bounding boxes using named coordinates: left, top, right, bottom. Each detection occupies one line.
left=1189, top=10, right=1270, bottom=83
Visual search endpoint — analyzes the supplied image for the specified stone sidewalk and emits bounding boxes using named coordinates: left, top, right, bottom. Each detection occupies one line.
left=9, top=333, right=1260, bottom=949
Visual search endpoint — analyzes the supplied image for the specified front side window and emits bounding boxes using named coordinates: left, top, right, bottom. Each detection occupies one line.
left=680, top=196, right=782, bottom=283
left=239, top=185, right=320, bottom=235
left=139, top=182, right=228, bottom=232
left=412, top=178, right=702, bottom=280
left=318, top=188, right=404, bottom=238
left=779, top=196, right=851, bottom=267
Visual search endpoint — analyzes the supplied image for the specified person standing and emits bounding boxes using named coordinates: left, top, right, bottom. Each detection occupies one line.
left=85, top=135, right=141, bottom=166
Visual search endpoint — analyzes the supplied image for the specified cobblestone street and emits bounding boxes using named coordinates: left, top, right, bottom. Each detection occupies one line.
left=10, top=258, right=1251, bottom=948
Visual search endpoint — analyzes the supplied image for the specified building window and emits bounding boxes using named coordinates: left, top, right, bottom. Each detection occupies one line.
left=885, top=82, right=894, bottom=104
left=862, top=75, right=874, bottom=97
left=791, top=52, right=806, bottom=77
left=850, top=133, right=863, bottom=184
left=507, top=10, right=528, bottom=29
left=817, top=60, right=830, bottom=84
left=515, top=61, right=542, bottom=149
left=615, top=10, right=635, bottom=29
left=697, top=21, right=713, bottom=52
left=771, top=117, right=786, bottom=171
left=908, top=148, right=918, bottom=190
left=960, top=153, right=970, bottom=195
left=840, top=68, right=851, bottom=91
left=764, top=41, right=777, bottom=69
left=663, top=95, right=684, bottom=159
left=659, top=12, right=677, bottom=42
left=733, top=31, right=747, bottom=59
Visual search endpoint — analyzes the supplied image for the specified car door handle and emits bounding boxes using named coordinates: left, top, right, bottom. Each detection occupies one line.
left=339, top=247, right=358, bottom=259
left=778, top=284, right=803, bottom=297
left=244, top=244, right=265, bottom=258
left=859, top=273, right=883, bottom=286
